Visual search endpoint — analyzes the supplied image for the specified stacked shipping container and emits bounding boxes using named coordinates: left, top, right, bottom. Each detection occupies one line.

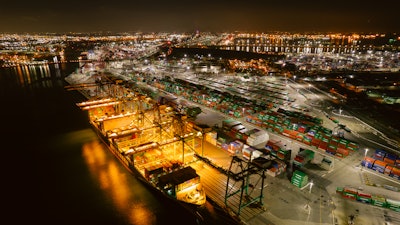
left=336, top=187, right=400, bottom=212
left=361, top=149, right=400, bottom=180
left=291, top=170, right=309, bottom=188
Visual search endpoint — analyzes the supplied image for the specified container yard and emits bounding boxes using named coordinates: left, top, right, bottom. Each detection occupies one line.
left=63, top=45, right=400, bottom=225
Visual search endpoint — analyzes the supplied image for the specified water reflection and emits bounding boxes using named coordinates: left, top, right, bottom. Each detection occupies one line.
left=82, top=139, right=156, bottom=225
left=4, top=63, right=60, bottom=88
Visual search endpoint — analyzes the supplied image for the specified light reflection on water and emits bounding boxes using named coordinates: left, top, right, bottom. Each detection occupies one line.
left=82, top=138, right=156, bottom=225
left=3, top=63, right=64, bottom=89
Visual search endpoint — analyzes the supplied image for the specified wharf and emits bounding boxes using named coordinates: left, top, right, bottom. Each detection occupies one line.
left=191, top=139, right=334, bottom=225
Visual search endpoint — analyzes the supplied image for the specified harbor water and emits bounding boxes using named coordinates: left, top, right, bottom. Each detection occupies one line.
left=0, top=62, right=202, bottom=225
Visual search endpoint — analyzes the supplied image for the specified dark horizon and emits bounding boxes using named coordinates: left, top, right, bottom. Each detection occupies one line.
left=1, top=1, right=399, bottom=34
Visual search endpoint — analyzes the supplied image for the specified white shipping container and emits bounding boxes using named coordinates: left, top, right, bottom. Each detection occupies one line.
left=247, top=130, right=269, bottom=147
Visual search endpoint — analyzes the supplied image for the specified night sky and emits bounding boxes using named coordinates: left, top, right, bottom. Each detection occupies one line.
left=1, top=0, right=399, bottom=33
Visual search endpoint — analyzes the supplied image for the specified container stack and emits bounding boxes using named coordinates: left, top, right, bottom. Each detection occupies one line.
left=242, top=146, right=263, bottom=161
left=337, top=187, right=400, bottom=212
left=293, top=149, right=315, bottom=168
left=361, top=156, right=375, bottom=169
left=267, top=158, right=287, bottom=177
left=386, top=198, right=400, bottom=212
left=361, top=153, right=400, bottom=180
left=265, top=139, right=283, bottom=157
left=356, top=191, right=372, bottom=204
left=227, top=140, right=245, bottom=155
left=342, top=187, right=358, bottom=200
left=291, top=170, right=308, bottom=188
left=371, top=195, right=387, bottom=207
left=374, top=149, right=387, bottom=161
left=372, top=159, right=387, bottom=173
left=390, top=167, right=400, bottom=180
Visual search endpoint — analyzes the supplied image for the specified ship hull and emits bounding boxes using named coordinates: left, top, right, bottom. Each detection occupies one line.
left=88, top=120, right=206, bottom=222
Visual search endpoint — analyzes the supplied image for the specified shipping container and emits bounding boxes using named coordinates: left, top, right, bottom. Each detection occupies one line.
left=384, top=165, right=393, bottom=175
left=228, top=140, right=245, bottom=155
left=277, top=149, right=291, bottom=161
left=242, top=146, right=263, bottom=161
left=361, top=157, right=376, bottom=169
left=347, top=141, right=359, bottom=151
left=396, top=159, right=400, bottom=167
left=386, top=198, right=400, bottom=212
left=384, top=157, right=396, bottom=165
left=336, top=148, right=349, bottom=158
left=372, top=160, right=387, bottom=173
left=342, top=187, right=358, bottom=200
left=374, top=149, right=387, bottom=160
left=318, top=142, right=328, bottom=151
left=291, top=170, right=308, bottom=188
left=390, top=167, right=400, bottom=180
left=293, top=149, right=315, bottom=167
left=385, top=153, right=398, bottom=161
left=371, top=195, right=387, bottom=207
left=356, top=191, right=372, bottom=204
left=247, top=130, right=269, bottom=148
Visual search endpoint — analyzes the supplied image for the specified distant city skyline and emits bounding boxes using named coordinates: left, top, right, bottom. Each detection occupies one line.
left=0, top=0, right=399, bottom=34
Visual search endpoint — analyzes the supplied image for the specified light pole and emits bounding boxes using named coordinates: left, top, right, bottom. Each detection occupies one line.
left=364, top=148, right=369, bottom=159
left=362, top=148, right=369, bottom=171
left=309, top=180, right=314, bottom=194
left=197, top=131, right=204, bottom=157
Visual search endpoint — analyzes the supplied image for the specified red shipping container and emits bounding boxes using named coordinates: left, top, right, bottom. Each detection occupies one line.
left=318, top=142, right=328, bottom=151
left=357, top=191, right=371, bottom=198
left=298, top=126, right=306, bottom=133
left=336, top=148, right=349, bottom=157
left=337, top=143, right=347, bottom=149
left=311, top=138, right=320, bottom=146
left=329, top=140, right=338, bottom=146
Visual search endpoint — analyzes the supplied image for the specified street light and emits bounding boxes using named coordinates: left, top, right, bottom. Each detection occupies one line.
left=309, top=180, right=314, bottom=193
left=364, top=148, right=369, bottom=159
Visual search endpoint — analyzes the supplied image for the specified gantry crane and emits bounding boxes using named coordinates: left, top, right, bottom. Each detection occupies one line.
left=225, top=155, right=271, bottom=216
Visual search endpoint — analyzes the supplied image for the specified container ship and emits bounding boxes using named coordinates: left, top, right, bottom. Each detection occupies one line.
left=67, top=74, right=206, bottom=209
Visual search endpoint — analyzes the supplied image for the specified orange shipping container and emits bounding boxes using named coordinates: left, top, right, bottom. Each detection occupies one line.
left=336, top=148, right=349, bottom=156
left=384, top=157, right=395, bottom=165
left=282, top=129, right=291, bottom=137
left=373, top=160, right=387, bottom=168
left=385, top=165, right=393, bottom=175
left=391, top=167, right=400, bottom=176
left=364, top=157, right=376, bottom=164
left=343, top=187, right=358, bottom=195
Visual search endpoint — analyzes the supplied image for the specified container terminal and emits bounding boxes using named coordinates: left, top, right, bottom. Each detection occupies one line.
left=65, top=41, right=400, bottom=225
